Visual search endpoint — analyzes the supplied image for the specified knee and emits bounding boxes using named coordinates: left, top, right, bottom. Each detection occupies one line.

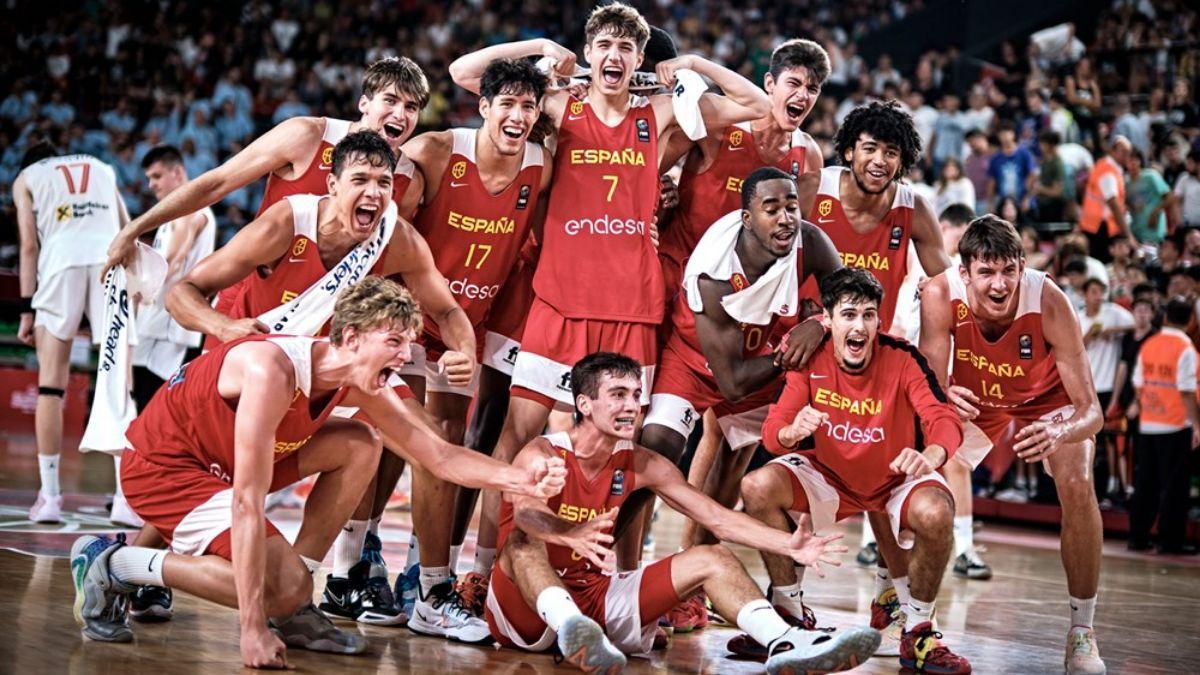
left=265, top=559, right=314, bottom=618
left=639, top=425, right=685, bottom=464
left=1055, top=470, right=1096, bottom=503
left=907, top=491, right=954, bottom=535
left=740, top=467, right=782, bottom=511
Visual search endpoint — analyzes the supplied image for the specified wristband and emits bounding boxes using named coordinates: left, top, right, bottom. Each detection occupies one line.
left=18, top=297, right=33, bottom=313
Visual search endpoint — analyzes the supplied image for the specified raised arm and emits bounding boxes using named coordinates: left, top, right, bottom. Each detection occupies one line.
left=14, top=173, right=37, bottom=345
left=652, top=55, right=771, bottom=134
left=449, top=39, right=573, bottom=126
left=693, top=276, right=782, bottom=401
left=910, top=194, right=952, bottom=278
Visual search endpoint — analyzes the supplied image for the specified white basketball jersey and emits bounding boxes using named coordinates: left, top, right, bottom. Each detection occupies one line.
left=19, top=154, right=122, bottom=279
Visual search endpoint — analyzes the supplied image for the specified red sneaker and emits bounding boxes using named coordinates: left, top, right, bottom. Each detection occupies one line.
left=870, top=587, right=901, bottom=630
left=725, top=603, right=819, bottom=661
left=687, top=593, right=709, bottom=630
left=900, top=621, right=972, bottom=674
left=664, top=599, right=701, bottom=633
left=454, top=571, right=488, bottom=617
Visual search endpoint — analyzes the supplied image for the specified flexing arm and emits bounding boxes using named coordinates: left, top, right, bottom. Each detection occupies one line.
left=165, top=200, right=295, bottom=342
left=400, top=131, right=453, bottom=207
left=693, top=276, right=781, bottom=401
left=652, top=55, right=771, bottom=135
left=449, top=39, right=574, bottom=124
left=14, top=174, right=37, bottom=345
left=910, top=195, right=952, bottom=278
left=105, top=117, right=321, bottom=272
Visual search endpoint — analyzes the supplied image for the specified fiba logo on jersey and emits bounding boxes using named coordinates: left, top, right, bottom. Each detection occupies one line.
left=817, top=199, right=833, bottom=217
left=292, top=238, right=307, bottom=256
left=610, top=469, right=625, bottom=496
left=516, top=184, right=531, bottom=210
left=321, top=147, right=334, bottom=166
left=636, top=118, right=651, bottom=142
left=956, top=304, right=969, bottom=321
left=888, top=225, right=903, bottom=250
left=570, top=101, right=584, bottom=116
left=1019, top=334, right=1033, bottom=359
left=452, top=161, right=467, bottom=180
left=729, top=130, right=743, bottom=147
left=791, top=160, right=800, bottom=177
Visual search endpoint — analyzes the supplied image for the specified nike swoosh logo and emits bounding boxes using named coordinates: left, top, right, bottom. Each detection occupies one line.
left=450, top=182, right=468, bottom=188
left=955, top=321, right=971, bottom=327
left=319, top=164, right=332, bottom=170
left=568, top=114, right=585, bottom=121
left=811, top=374, right=828, bottom=379
left=818, top=217, right=835, bottom=224
left=147, top=559, right=154, bottom=572
left=289, top=257, right=305, bottom=263
left=728, top=146, right=746, bottom=151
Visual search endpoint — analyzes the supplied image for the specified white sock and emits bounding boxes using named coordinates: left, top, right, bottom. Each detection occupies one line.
left=874, top=567, right=894, bottom=597
left=737, top=599, right=792, bottom=648
left=769, top=582, right=805, bottom=617
left=904, top=597, right=935, bottom=626
left=893, top=576, right=911, bottom=607
left=300, top=555, right=322, bottom=577
left=794, top=564, right=807, bottom=586
left=404, top=534, right=420, bottom=571
left=536, top=586, right=582, bottom=633
left=473, top=546, right=497, bottom=576
left=109, top=546, right=166, bottom=586
left=861, top=518, right=876, bottom=546
left=448, top=544, right=462, bottom=573
left=332, top=519, right=368, bottom=577
left=112, top=454, right=124, bottom=500
left=1069, top=595, right=1096, bottom=629
left=953, top=515, right=973, bottom=557
left=38, top=454, right=61, bottom=497
left=368, top=515, right=381, bottom=536
left=419, top=565, right=451, bottom=597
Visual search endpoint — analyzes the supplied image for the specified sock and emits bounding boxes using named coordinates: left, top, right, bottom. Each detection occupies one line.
left=536, top=586, right=582, bottom=632
left=861, top=518, right=876, bottom=546
left=736, top=599, right=792, bottom=648
left=332, top=519, right=368, bottom=577
left=448, top=544, right=462, bottom=573
left=1069, top=596, right=1096, bottom=629
left=473, top=546, right=497, bottom=576
left=368, top=515, right=381, bottom=536
left=38, top=454, right=61, bottom=497
left=953, top=515, right=973, bottom=557
left=109, top=546, right=166, bottom=586
left=893, top=576, right=911, bottom=607
left=419, top=565, right=451, bottom=597
left=769, top=581, right=805, bottom=618
left=794, top=563, right=807, bottom=586
left=904, top=597, right=935, bottom=626
left=112, top=454, right=125, bottom=500
left=874, top=567, right=894, bottom=597
left=300, top=555, right=322, bottom=577
left=404, top=534, right=420, bottom=571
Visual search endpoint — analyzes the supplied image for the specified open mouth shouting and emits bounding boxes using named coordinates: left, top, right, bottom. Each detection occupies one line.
left=771, top=227, right=796, bottom=249
left=382, top=120, right=406, bottom=141
left=844, top=334, right=868, bottom=362
left=600, top=63, right=624, bottom=87
left=376, top=366, right=399, bottom=390
left=500, top=122, right=525, bottom=141
left=784, top=101, right=806, bottom=125
left=612, top=412, right=637, bottom=433
left=354, top=202, right=379, bottom=231
left=985, top=290, right=1010, bottom=311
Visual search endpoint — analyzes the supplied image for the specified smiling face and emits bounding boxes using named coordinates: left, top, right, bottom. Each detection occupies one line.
left=327, top=156, right=394, bottom=241
left=962, top=256, right=1025, bottom=321
left=584, top=31, right=643, bottom=96
left=358, top=84, right=420, bottom=151
left=765, top=66, right=821, bottom=131
left=845, top=132, right=902, bottom=194
left=576, top=372, right=642, bottom=440
left=742, top=177, right=800, bottom=257
left=341, top=323, right=416, bottom=394
left=480, top=89, right=540, bottom=156
left=827, top=297, right=879, bottom=373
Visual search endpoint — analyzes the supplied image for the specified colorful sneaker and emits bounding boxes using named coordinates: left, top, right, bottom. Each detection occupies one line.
left=1065, top=627, right=1106, bottom=674
left=664, top=593, right=706, bottom=633
left=130, top=585, right=173, bottom=622
left=952, top=550, right=993, bottom=580
left=270, top=603, right=367, bottom=654
left=30, top=492, right=63, bottom=524
left=360, top=531, right=387, bottom=570
left=765, top=625, right=881, bottom=675
left=876, top=613, right=904, bottom=657
left=900, top=621, right=971, bottom=674
left=393, top=563, right=420, bottom=617
left=725, top=602, right=819, bottom=661
left=871, top=586, right=901, bottom=630
left=70, top=534, right=135, bottom=643
left=455, top=571, right=489, bottom=618
left=408, top=580, right=492, bottom=643
left=555, top=614, right=626, bottom=674
left=319, top=560, right=406, bottom=626
left=855, top=542, right=878, bottom=567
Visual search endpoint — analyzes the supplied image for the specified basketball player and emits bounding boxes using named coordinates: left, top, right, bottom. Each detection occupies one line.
left=67, top=277, right=566, bottom=669
left=15, top=142, right=129, bottom=524
left=487, top=351, right=879, bottom=674
left=919, top=216, right=1105, bottom=674
left=448, top=0, right=771, bottom=594
left=738, top=268, right=972, bottom=673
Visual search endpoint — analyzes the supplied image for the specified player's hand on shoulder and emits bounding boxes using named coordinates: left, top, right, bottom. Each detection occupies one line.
left=241, top=627, right=290, bottom=670
left=540, top=40, right=576, bottom=79
left=526, top=452, right=568, bottom=499
left=775, top=318, right=827, bottom=370
left=946, top=385, right=981, bottom=420
left=781, top=514, right=846, bottom=576
left=1013, top=420, right=1066, bottom=462
left=217, top=318, right=269, bottom=344
left=561, top=508, right=617, bottom=572
left=438, top=350, right=477, bottom=387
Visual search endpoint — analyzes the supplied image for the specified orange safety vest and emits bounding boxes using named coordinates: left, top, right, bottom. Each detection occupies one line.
left=1080, top=156, right=1125, bottom=236
left=1138, top=328, right=1196, bottom=430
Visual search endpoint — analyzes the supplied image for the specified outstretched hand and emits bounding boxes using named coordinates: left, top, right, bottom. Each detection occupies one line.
left=781, top=514, right=846, bottom=576
left=560, top=508, right=617, bottom=572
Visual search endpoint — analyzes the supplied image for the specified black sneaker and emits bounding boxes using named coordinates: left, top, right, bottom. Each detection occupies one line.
left=855, top=542, right=878, bottom=567
left=319, top=560, right=406, bottom=626
left=952, top=550, right=993, bottom=580
left=130, top=585, right=173, bottom=622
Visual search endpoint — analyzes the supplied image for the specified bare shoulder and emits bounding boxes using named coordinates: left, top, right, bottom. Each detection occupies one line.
left=223, top=340, right=296, bottom=389
left=402, top=129, right=453, bottom=163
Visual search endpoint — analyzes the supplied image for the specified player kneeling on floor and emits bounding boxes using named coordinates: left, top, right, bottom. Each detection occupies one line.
left=738, top=268, right=972, bottom=674
left=485, top=352, right=880, bottom=674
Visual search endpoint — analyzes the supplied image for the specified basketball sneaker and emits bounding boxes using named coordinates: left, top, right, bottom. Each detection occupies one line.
left=870, top=586, right=901, bottom=629
left=269, top=603, right=367, bottom=654
left=455, top=571, right=489, bottom=617
left=29, top=492, right=63, bottom=524
left=856, top=541, right=879, bottom=567
left=319, top=560, right=406, bottom=626
left=408, top=579, right=492, bottom=643
left=130, top=585, right=173, bottom=622
left=725, top=602, right=819, bottom=661
left=70, top=534, right=135, bottom=643
left=900, top=621, right=971, bottom=674
left=1065, top=627, right=1106, bottom=674
left=765, top=625, right=881, bottom=675
left=555, top=614, right=626, bottom=674
left=664, top=592, right=708, bottom=632
left=360, top=531, right=387, bottom=570
left=393, top=563, right=420, bottom=617
left=952, top=549, right=993, bottom=580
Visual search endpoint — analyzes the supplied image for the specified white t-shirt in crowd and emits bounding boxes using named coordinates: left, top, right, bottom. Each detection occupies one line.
left=1077, top=301, right=1134, bottom=394
left=1175, top=173, right=1200, bottom=226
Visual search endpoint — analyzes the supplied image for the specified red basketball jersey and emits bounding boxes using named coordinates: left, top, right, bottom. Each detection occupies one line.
left=496, top=432, right=638, bottom=584
left=126, top=335, right=348, bottom=475
left=809, top=167, right=913, bottom=330
left=534, top=97, right=663, bottom=323
left=945, top=268, right=1065, bottom=409
left=410, top=128, right=544, bottom=342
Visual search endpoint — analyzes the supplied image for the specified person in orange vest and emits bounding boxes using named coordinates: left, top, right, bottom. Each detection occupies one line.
left=1080, top=136, right=1132, bottom=262
left=1130, top=296, right=1200, bottom=554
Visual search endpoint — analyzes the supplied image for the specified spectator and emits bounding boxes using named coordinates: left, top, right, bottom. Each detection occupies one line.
left=1065, top=56, right=1102, bottom=147
left=1034, top=130, right=1068, bottom=222
left=1019, top=89, right=1051, bottom=146
left=1112, top=94, right=1150, bottom=158
left=41, top=90, right=75, bottom=128
left=959, top=86, right=995, bottom=135
left=870, top=53, right=901, bottom=94
left=933, top=157, right=975, bottom=216
left=1107, top=235, right=1145, bottom=306
left=1107, top=296, right=1160, bottom=502
left=906, top=91, right=938, bottom=153
left=986, top=120, right=1038, bottom=210
left=929, top=93, right=966, bottom=176
left=963, top=129, right=991, bottom=213
left=1130, top=296, right=1200, bottom=554
left=100, top=98, right=137, bottom=136
left=1126, top=149, right=1172, bottom=246
left=1081, top=136, right=1132, bottom=261
left=1077, top=277, right=1135, bottom=503
left=212, top=67, right=254, bottom=113
left=215, top=99, right=254, bottom=152
left=272, top=91, right=311, bottom=126
left=1174, top=149, right=1200, bottom=230
left=1166, top=79, right=1199, bottom=137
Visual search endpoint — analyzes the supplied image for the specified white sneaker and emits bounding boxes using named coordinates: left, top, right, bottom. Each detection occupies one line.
left=110, top=493, right=143, bottom=528
left=876, top=616, right=903, bottom=656
left=407, top=580, right=492, bottom=644
left=557, top=614, right=626, bottom=673
left=1065, top=627, right=1106, bottom=674
left=29, top=492, right=63, bottom=523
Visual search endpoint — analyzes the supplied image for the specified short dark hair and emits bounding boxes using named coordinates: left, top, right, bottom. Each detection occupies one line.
left=770, top=39, right=831, bottom=86
left=834, top=100, right=922, bottom=179
left=997, top=119, right=1017, bottom=135
left=741, top=166, right=795, bottom=211
left=1131, top=296, right=1155, bottom=312
left=362, top=56, right=430, bottom=108
left=1038, top=129, right=1061, bottom=146
left=480, top=58, right=548, bottom=102
left=1082, top=277, right=1107, bottom=293
left=141, top=145, right=183, bottom=169
left=820, top=267, right=884, bottom=310
left=958, top=215, right=1024, bottom=267
left=331, top=130, right=397, bottom=176
left=939, top=203, right=974, bottom=227
left=570, top=352, right=643, bottom=404
left=1063, top=257, right=1089, bottom=276
left=640, top=26, right=677, bottom=71
left=20, top=142, right=58, bottom=170
left=1165, top=296, right=1194, bottom=327
left=1131, top=282, right=1156, bottom=300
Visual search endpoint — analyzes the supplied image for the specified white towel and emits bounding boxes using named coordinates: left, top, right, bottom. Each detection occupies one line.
left=256, top=203, right=396, bottom=336
left=670, top=69, right=708, bottom=141
left=683, top=210, right=800, bottom=325
left=80, top=243, right=167, bottom=454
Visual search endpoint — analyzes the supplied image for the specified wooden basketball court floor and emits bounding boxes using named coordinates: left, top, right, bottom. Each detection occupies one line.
left=1, top=435, right=1197, bottom=673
